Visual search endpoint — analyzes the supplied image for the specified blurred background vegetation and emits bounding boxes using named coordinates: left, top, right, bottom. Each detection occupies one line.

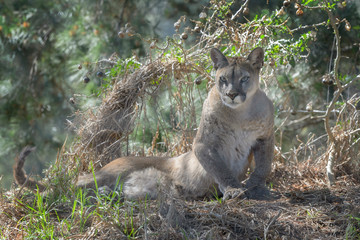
left=0, top=0, right=359, bottom=189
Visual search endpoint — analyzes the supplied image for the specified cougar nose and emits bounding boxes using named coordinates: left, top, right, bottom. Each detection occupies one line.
left=226, top=92, right=238, bottom=100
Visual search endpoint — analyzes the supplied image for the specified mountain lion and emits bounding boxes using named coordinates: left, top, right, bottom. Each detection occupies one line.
left=14, top=47, right=274, bottom=200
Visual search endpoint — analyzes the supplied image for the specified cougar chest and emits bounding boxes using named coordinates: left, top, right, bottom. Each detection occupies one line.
left=221, top=127, right=258, bottom=174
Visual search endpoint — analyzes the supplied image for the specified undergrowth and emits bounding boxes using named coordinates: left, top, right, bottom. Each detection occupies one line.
left=4, top=182, right=150, bottom=239
left=1, top=0, right=360, bottom=239
left=2, top=160, right=360, bottom=239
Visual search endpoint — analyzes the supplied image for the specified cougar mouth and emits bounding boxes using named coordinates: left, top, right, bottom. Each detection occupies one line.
left=221, top=93, right=246, bottom=108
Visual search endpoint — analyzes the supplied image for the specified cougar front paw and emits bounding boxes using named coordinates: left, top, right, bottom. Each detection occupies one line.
left=245, top=184, right=271, bottom=200
left=223, top=187, right=246, bottom=200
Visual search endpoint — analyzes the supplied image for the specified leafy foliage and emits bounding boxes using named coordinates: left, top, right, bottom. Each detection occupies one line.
left=70, top=0, right=360, bottom=173
left=0, top=0, right=360, bottom=238
left=0, top=0, right=206, bottom=188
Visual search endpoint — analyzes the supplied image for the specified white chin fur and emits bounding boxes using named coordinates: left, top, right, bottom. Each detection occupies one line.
left=221, top=96, right=243, bottom=108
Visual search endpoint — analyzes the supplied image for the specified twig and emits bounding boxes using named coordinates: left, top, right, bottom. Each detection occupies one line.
left=278, top=109, right=340, bottom=115
left=290, top=21, right=327, bottom=33
left=95, top=59, right=117, bottom=66
left=322, top=5, right=360, bottom=186
left=323, top=5, right=342, bottom=144
left=231, top=0, right=249, bottom=21
left=322, top=3, right=342, bottom=186
left=264, top=210, right=282, bottom=240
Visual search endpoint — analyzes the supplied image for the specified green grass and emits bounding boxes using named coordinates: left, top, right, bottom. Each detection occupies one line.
left=210, top=185, right=223, bottom=204
left=8, top=157, right=146, bottom=240
left=11, top=184, right=147, bottom=239
left=346, top=215, right=360, bottom=240
left=15, top=189, right=57, bottom=239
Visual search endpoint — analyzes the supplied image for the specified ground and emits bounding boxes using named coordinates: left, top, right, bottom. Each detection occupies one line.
left=1, top=161, right=359, bottom=239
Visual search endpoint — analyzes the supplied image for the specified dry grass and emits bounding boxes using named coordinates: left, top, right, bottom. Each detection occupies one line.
left=2, top=2, right=360, bottom=239
left=67, top=2, right=277, bottom=172
left=1, top=160, right=360, bottom=239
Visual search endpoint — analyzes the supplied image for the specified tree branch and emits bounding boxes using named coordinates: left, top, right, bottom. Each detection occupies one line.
left=231, top=0, right=249, bottom=21
left=323, top=4, right=345, bottom=186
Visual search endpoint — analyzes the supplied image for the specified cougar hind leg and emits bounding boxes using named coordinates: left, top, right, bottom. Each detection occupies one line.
left=123, top=167, right=171, bottom=200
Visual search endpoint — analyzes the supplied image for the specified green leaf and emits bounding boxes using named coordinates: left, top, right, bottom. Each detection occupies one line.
left=289, top=56, right=296, bottom=67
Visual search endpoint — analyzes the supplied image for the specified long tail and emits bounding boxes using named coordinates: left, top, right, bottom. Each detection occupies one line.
left=13, top=146, right=46, bottom=192
left=76, top=156, right=174, bottom=190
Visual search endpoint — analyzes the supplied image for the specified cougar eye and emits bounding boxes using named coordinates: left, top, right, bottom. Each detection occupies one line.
left=241, top=76, right=250, bottom=83
left=219, top=76, right=227, bottom=83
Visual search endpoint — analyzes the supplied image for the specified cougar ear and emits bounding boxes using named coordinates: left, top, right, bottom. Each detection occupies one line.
left=247, top=47, right=264, bottom=70
left=210, top=48, right=229, bottom=70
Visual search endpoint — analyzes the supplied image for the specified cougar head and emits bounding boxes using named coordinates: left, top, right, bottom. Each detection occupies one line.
left=210, top=47, right=264, bottom=109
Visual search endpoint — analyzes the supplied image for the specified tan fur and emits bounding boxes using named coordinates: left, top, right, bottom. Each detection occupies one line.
left=13, top=146, right=46, bottom=192
left=13, top=47, right=274, bottom=200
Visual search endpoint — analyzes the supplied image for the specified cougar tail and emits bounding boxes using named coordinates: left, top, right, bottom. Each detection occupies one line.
left=13, top=146, right=46, bottom=192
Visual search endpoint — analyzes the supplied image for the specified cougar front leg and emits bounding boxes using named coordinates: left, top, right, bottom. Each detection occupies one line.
left=245, top=135, right=274, bottom=199
left=194, top=143, right=244, bottom=200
